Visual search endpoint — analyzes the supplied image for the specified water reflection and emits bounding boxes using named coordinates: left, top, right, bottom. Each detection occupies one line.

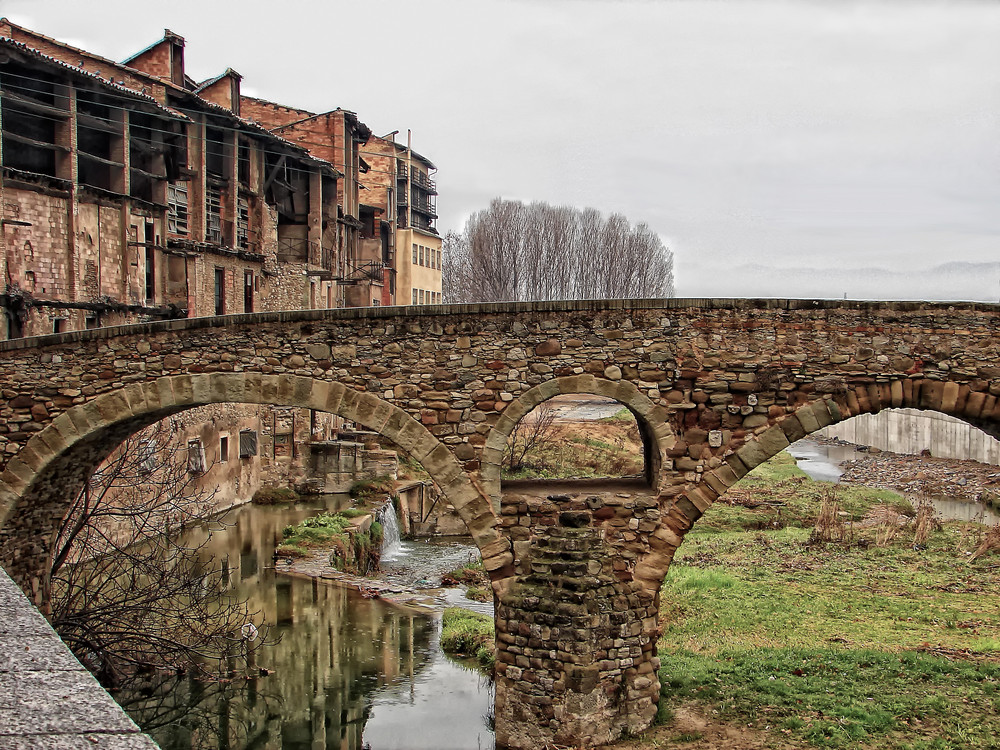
left=117, top=497, right=494, bottom=750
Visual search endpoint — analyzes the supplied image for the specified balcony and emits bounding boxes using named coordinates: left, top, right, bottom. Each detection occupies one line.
left=410, top=197, right=437, bottom=219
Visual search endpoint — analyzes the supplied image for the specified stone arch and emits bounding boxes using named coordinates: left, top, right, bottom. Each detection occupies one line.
left=0, top=373, right=507, bottom=605
left=633, top=381, right=1000, bottom=592
left=479, top=375, right=675, bottom=502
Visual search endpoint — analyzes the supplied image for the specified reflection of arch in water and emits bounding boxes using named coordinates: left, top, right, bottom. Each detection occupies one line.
left=0, top=373, right=501, bottom=605
left=479, top=376, right=675, bottom=502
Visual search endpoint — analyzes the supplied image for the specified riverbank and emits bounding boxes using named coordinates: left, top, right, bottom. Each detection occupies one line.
left=603, top=449, right=1000, bottom=750
left=837, top=444, right=1000, bottom=505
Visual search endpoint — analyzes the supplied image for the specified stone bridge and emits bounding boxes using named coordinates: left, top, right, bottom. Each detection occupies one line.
left=1, top=298, right=999, bottom=749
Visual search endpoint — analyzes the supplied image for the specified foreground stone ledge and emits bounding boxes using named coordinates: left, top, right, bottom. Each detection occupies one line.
left=0, top=566, right=159, bottom=749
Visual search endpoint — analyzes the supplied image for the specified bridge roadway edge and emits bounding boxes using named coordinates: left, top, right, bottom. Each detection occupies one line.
left=0, top=565, right=159, bottom=748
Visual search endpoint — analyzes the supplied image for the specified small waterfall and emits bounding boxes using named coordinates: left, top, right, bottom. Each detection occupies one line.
left=378, top=503, right=402, bottom=561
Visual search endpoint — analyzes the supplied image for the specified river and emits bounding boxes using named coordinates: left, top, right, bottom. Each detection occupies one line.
left=116, top=496, right=495, bottom=750
left=788, top=437, right=1000, bottom=525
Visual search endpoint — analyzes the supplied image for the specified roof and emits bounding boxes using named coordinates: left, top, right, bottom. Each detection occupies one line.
left=120, top=28, right=185, bottom=65
left=193, top=67, right=242, bottom=94
left=0, top=21, right=342, bottom=178
left=0, top=35, right=191, bottom=122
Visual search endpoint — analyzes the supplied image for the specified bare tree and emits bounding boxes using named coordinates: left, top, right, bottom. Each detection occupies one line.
left=443, top=199, right=674, bottom=303
left=49, top=423, right=269, bottom=690
left=504, top=402, right=558, bottom=473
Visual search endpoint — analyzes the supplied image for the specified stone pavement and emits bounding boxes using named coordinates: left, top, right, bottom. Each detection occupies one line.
left=0, top=567, right=158, bottom=749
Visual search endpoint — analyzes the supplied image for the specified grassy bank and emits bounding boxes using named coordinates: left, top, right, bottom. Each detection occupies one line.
left=440, top=607, right=495, bottom=670
left=657, top=454, right=1000, bottom=749
left=276, top=510, right=383, bottom=574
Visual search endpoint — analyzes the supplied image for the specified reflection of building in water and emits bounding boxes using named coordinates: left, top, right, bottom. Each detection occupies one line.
left=119, top=501, right=436, bottom=750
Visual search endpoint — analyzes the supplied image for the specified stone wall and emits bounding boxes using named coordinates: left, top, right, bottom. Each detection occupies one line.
left=3, top=298, right=1000, bottom=748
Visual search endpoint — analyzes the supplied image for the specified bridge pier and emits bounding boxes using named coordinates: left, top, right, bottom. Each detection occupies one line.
left=493, top=518, right=661, bottom=749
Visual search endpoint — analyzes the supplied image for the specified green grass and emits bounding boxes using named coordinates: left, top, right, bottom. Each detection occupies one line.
left=276, top=511, right=383, bottom=574
left=655, top=451, right=1000, bottom=748
left=441, top=607, right=495, bottom=670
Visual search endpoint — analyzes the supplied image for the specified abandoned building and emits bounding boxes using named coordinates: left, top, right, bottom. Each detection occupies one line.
left=0, top=20, right=439, bottom=505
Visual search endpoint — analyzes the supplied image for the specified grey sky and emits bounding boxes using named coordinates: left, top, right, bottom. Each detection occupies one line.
left=3, top=0, right=998, bottom=301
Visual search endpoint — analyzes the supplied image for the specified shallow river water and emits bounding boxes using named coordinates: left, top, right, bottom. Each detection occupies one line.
left=118, top=496, right=494, bottom=750
left=788, top=437, right=1000, bottom=525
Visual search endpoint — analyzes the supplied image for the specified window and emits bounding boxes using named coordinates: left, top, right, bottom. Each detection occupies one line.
left=138, top=439, right=157, bottom=475
left=412, top=289, right=418, bottom=305
left=239, top=429, right=258, bottom=458
left=436, top=249, right=442, bottom=270
left=52, top=318, right=66, bottom=333
left=244, top=270, right=254, bottom=313
left=412, top=244, right=418, bottom=264
left=187, top=439, right=206, bottom=474
left=419, top=289, right=425, bottom=304
left=214, top=268, right=226, bottom=315
left=419, top=245, right=424, bottom=266
left=219, top=435, right=229, bottom=463
left=145, top=246, right=155, bottom=304
left=167, top=182, right=189, bottom=234
left=237, top=196, right=249, bottom=249
left=206, top=186, right=223, bottom=244
left=372, top=298, right=380, bottom=306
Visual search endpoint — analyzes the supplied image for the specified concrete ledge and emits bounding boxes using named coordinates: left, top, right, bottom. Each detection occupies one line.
left=0, top=566, right=159, bottom=749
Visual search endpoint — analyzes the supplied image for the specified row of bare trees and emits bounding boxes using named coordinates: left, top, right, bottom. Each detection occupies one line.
left=442, top=199, right=674, bottom=303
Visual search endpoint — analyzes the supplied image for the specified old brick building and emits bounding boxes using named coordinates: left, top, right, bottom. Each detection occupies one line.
left=0, top=21, right=422, bottom=501
left=361, top=133, right=442, bottom=307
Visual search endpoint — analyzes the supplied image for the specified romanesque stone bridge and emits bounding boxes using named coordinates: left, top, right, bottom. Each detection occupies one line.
left=1, top=298, right=999, bottom=749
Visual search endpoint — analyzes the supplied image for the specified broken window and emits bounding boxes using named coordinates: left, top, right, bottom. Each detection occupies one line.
left=237, top=196, right=249, bottom=249
left=206, top=186, right=223, bottom=244
left=237, top=138, right=250, bottom=186
left=206, top=125, right=230, bottom=178
left=0, top=64, right=70, bottom=177
left=76, top=91, right=124, bottom=192
left=187, top=439, right=206, bottom=474
left=167, top=182, right=189, bottom=233
left=239, top=429, right=258, bottom=458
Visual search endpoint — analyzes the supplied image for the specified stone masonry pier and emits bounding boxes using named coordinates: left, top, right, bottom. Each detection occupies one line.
left=1, top=297, right=999, bottom=748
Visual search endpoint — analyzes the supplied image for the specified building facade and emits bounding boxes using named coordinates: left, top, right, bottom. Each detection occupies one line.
left=0, top=20, right=442, bottom=506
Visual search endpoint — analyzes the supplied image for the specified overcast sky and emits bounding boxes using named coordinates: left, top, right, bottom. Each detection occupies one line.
left=3, top=0, right=999, bottom=301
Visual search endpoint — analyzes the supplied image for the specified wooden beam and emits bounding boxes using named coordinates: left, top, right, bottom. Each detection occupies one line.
left=2, top=131, right=70, bottom=152
left=78, top=151, right=125, bottom=169
left=1, top=90, right=69, bottom=119
left=77, top=111, right=121, bottom=135
left=262, top=154, right=286, bottom=194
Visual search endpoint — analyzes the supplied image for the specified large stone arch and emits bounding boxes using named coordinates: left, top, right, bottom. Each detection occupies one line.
left=633, top=381, right=1000, bottom=591
left=0, top=373, right=508, bottom=605
left=478, top=375, right=676, bottom=502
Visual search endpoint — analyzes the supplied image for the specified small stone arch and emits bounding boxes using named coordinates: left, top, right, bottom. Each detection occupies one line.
left=0, top=373, right=507, bottom=605
left=479, top=375, right=675, bottom=502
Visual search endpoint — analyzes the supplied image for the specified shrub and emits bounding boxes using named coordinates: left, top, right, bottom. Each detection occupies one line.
left=252, top=486, right=299, bottom=505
